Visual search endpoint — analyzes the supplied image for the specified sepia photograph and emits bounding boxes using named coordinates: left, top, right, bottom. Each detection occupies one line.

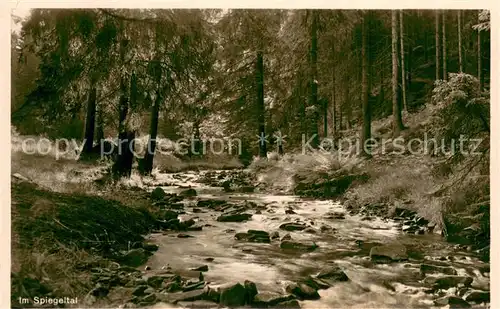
left=10, top=7, right=491, bottom=309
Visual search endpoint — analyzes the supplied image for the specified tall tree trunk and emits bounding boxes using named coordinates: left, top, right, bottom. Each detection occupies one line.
left=256, top=49, right=267, bottom=158
left=442, top=10, right=447, bottom=80
left=435, top=10, right=441, bottom=80
left=478, top=11, right=483, bottom=90
left=399, top=10, right=407, bottom=112
left=96, top=103, right=104, bottom=143
left=309, top=10, right=319, bottom=148
left=340, top=86, right=345, bottom=131
left=458, top=10, right=463, bottom=72
left=142, top=92, right=161, bottom=175
left=331, top=65, right=336, bottom=136
left=424, top=23, right=428, bottom=62
left=361, top=11, right=371, bottom=157
left=82, top=83, right=97, bottom=154
left=323, top=99, right=328, bottom=137
left=392, top=11, right=404, bottom=137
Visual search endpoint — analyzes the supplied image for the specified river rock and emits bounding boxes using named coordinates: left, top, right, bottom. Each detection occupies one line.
left=301, top=277, right=330, bottom=290
left=197, top=199, right=227, bottom=209
left=316, top=266, right=349, bottom=282
left=274, top=299, right=301, bottom=308
left=432, top=276, right=473, bottom=290
left=325, top=211, right=345, bottom=219
left=180, top=188, right=197, bottom=198
left=178, top=233, right=194, bottom=238
left=163, top=281, right=182, bottom=292
left=303, top=227, right=317, bottom=234
left=252, top=292, right=296, bottom=307
left=142, top=243, right=159, bottom=252
left=218, top=282, right=248, bottom=307
left=434, top=296, right=471, bottom=308
left=280, top=240, right=318, bottom=251
left=249, top=230, right=271, bottom=243
left=244, top=280, right=258, bottom=304
left=147, top=276, right=166, bottom=288
left=160, top=210, right=179, bottom=221
left=132, top=285, right=149, bottom=296
left=204, top=286, right=220, bottom=302
left=415, top=216, right=430, bottom=226
left=369, top=244, right=408, bottom=263
left=161, top=289, right=208, bottom=303
left=151, top=187, right=166, bottom=200
left=465, top=291, right=490, bottom=303
left=281, top=233, right=292, bottom=241
left=191, top=265, right=209, bottom=272
left=279, top=222, right=307, bottom=231
left=120, top=249, right=150, bottom=267
left=217, top=213, right=252, bottom=222
left=286, top=282, right=320, bottom=300
left=183, top=281, right=206, bottom=292
left=420, top=264, right=457, bottom=275
left=176, top=300, right=219, bottom=308
left=270, top=231, right=280, bottom=240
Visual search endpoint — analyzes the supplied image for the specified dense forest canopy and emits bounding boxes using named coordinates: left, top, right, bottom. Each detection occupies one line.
left=11, top=9, right=490, bottom=169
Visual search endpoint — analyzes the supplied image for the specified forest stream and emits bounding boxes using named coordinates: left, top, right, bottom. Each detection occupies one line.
left=134, top=170, right=490, bottom=309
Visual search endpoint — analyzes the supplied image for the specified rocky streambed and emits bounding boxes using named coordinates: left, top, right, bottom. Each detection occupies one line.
left=89, top=170, right=489, bottom=309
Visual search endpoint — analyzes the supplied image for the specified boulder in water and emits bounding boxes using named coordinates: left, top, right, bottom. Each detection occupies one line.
left=176, top=300, right=218, bottom=308
left=316, top=266, right=349, bottom=282
left=274, top=299, right=301, bottom=308
left=180, top=188, right=197, bottom=198
left=465, top=291, right=490, bottom=303
left=191, top=265, right=209, bottom=272
left=369, top=244, right=408, bottom=263
left=434, top=296, right=471, bottom=308
left=433, top=276, right=473, bottom=290
left=197, top=199, right=227, bottom=209
left=286, top=282, right=320, bottom=300
left=279, top=222, right=307, bottom=231
left=218, top=282, right=247, bottom=307
left=159, top=289, right=207, bottom=303
left=252, top=292, right=296, bottom=307
left=217, top=213, right=252, bottom=222
left=280, top=240, right=318, bottom=251
left=244, top=280, right=258, bottom=304
left=420, top=263, right=457, bottom=276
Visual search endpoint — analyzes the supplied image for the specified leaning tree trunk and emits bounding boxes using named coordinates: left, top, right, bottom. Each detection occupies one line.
left=82, top=83, right=97, bottom=155
left=361, top=11, right=371, bottom=157
left=442, top=10, right=447, bottom=80
left=256, top=48, right=267, bottom=158
left=435, top=10, right=441, bottom=80
left=309, top=10, right=320, bottom=148
left=392, top=10, right=405, bottom=137
left=458, top=10, right=463, bottom=72
left=141, top=91, right=162, bottom=175
left=399, top=10, right=407, bottom=112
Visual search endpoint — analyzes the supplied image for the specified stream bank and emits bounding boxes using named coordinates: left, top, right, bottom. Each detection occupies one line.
left=11, top=169, right=490, bottom=309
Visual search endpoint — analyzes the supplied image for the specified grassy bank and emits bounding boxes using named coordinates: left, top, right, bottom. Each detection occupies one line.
left=11, top=133, right=160, bottom=307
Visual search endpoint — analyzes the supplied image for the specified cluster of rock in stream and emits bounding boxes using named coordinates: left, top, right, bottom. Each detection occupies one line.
left=84, top=185, right=489, bottom=309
